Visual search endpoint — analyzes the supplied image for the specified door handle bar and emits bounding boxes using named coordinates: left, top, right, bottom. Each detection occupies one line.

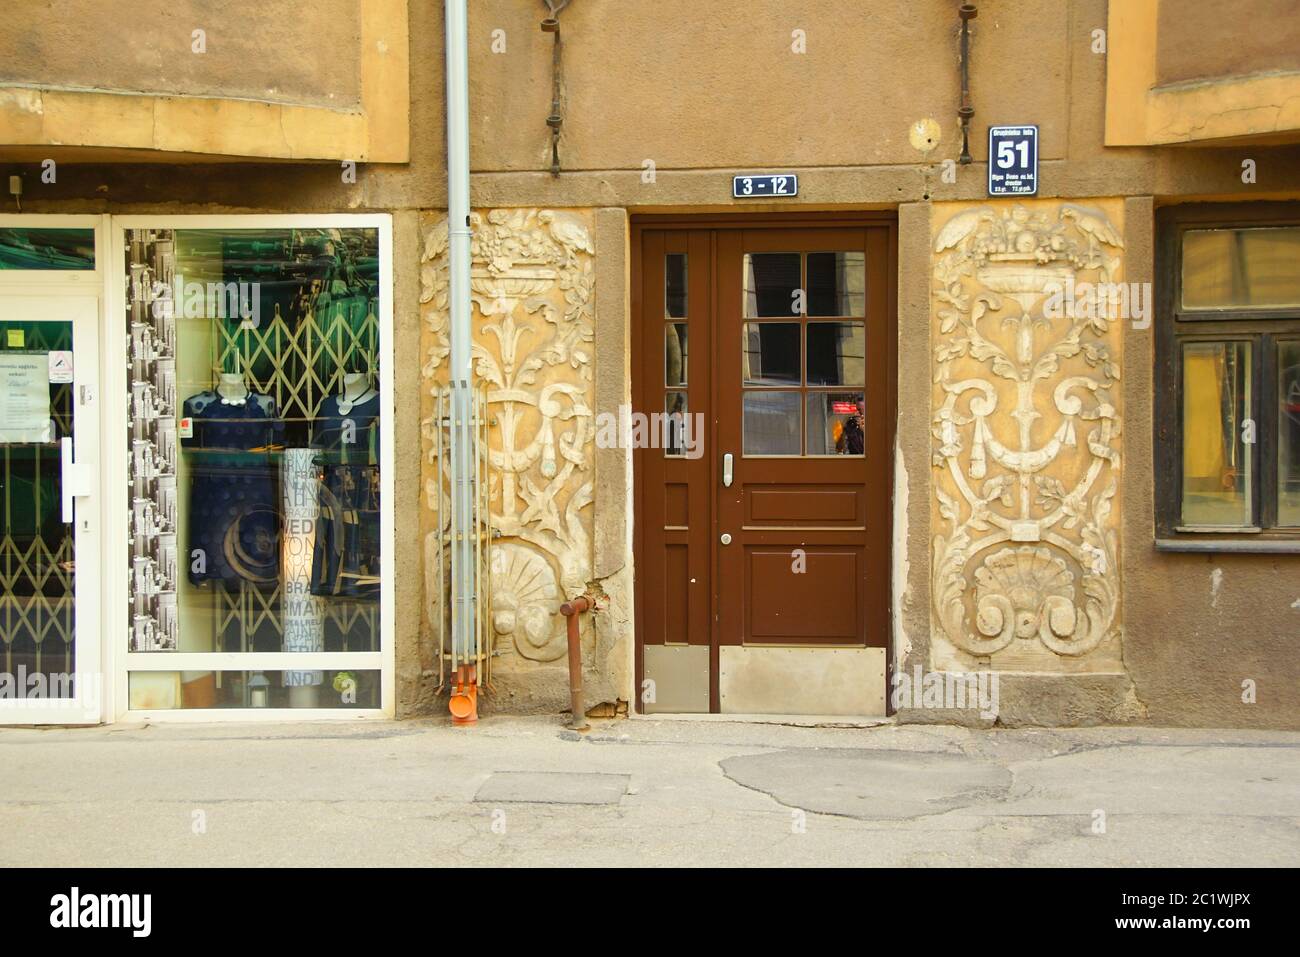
left=60, top=436, right=93, bottom=524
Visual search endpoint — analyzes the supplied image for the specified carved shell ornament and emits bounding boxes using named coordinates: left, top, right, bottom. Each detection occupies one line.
left=490, top=543, right=567, bottom=662
left=973, top=546, right=1079, bottom=651
left=931, top=203, right=1122, bottom=659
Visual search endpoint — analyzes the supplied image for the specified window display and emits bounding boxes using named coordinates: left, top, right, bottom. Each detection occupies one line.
left=125, top=226, right=384, bottom=710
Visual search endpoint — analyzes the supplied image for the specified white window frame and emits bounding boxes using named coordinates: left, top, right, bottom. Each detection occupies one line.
left=0, top=214, right=110, bottom=724
left=107, top=215, right=396, bottom=722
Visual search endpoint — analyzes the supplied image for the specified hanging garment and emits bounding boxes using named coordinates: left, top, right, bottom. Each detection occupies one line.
left=181, top=390, right=284, bottom=586
left=309, top=392, right=380, bottom=600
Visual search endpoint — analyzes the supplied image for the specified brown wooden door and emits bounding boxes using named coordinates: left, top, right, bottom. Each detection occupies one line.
left=635, top=220, right=894, bottom=713
left=636, top=229, right=713, bottom=662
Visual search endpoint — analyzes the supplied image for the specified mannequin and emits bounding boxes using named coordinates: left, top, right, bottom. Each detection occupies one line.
left=216, top=371, right=250, bottom=405
left=309, top=366, right=381, bottom=603
left=181, top=366, right=282, bottom=589
left=336, top=371, right=376, bottom=414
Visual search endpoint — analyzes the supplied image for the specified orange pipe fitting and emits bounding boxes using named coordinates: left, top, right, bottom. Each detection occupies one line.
left=450, top=663, right=478, bottom=726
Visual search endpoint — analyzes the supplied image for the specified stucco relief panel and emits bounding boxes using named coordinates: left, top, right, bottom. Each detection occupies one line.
left=420, top=208, right=595, bottom=667
left=929, top=199, right=1126, bottom=673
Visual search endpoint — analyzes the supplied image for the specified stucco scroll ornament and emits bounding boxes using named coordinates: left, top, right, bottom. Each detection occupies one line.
left=931, top=203, right=1122, bottom=658
left=420, top=209, right=595, bottom=662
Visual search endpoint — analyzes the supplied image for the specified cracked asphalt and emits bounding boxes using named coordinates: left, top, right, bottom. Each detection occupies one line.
left=1, top=716, right=1296, bottom=866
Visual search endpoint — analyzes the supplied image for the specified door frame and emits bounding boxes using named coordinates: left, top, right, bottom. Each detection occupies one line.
left=0, top=214, right=110, bottom=724
left=631, top=212, right=898, bottom=715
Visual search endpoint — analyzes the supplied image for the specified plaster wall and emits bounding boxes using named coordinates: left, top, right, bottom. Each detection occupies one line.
left=1, top=0, right=1298, bottom=727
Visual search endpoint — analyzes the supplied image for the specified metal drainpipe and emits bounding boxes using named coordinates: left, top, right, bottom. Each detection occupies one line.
left=445, top=0, right=478, bottom=724
left=560, top=596, right=592, bottom=730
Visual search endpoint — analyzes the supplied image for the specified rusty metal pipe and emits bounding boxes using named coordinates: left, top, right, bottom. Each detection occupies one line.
left=559, top=596, right=591, bottom=729
left=958, top=4, right=978, bottom=164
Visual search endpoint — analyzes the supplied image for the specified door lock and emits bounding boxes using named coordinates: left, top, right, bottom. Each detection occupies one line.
left=720, top=533, right=732, bottom=545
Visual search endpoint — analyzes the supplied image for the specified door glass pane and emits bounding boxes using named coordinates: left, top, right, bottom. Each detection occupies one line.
left=664, top=391, right=689, bottom=457
left=665, top=322, right=688, bottom=386
left=0, top=228, right=95, bottom=270
left=743, top=322, right=801, bottom=385
left=743, top=391, right=801, bottom=455
left=806, top=321, right=865, bottom=386
left=807, top=251, right=865, bottom=316
left=125, top=227, right=385, bottom=709
left=666, top=253, right=688, bottom=318
left=0, top=317, right=75, bottom=699
left=1182, top=227, right=1300, bottom=310
left=743, top=253, right=801, bottom=317
left=1181, top=341, right=1252, bottom=526
left=807, top=392, right=865, bottom=455
left=1279, top=340, right=1300, bottom=526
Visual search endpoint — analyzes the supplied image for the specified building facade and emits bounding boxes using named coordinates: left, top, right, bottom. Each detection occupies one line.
left=0, top=0, right=1297, bottom=728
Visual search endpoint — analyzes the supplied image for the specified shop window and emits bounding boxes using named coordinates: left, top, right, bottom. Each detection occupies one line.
left=1156, top=205, right=1300, bottom=547
left=123, top=224, right=387, bottom=709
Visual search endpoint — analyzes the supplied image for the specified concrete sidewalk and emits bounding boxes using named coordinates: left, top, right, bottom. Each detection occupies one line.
left=1, top=717, right=1296, bottom=867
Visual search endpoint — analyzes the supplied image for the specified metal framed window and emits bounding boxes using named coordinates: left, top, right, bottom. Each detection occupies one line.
left=107, top=215, right=396, bottom=720
left=1155, top=203, right=1300, bottom=552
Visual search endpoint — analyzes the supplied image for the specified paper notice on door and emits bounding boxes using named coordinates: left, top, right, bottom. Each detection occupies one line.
left=0, top=353, right=53, bottom=443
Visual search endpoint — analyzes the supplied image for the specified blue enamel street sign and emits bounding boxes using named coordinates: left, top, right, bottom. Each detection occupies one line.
left=733, top=174, right=799, bottom=198
left=988, top=125, right=1038, bottom=196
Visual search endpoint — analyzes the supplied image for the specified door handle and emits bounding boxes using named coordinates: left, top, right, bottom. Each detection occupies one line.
left=723, top=452, right=733, bottom=488
left=60, top=436, right=93, bottom=524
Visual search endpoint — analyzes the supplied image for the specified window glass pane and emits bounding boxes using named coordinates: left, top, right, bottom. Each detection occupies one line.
left=1279, top=340, right=1300, bottom=526
left=127, top=670, right=380, bottom=709
left=807, top=392, right=865, bottom=455
left=0, top=228, right=95, bottom=270
left=807, top=251, right=865, bottom=316
left=743, top=391, right=801, bottom=455
left=666, top=253, right=688, bottom=318
left=1181, top=341, right=1252, bottom=526
left=124, top=227, right=383, bottom=709
left=806, top=321, right=865, bottom=386
left=664, top=391, right=690, bottom=456
left=1182, top=227, right=1300, bottom=310
left=743, top=322, right=801, bottom=386
left=743, top=252, right=802, bottom=317
left=665, top=322, right=687, bottom=386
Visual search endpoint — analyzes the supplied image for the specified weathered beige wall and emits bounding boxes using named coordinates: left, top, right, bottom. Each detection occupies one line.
left=12, top=0, right=1300, bottom=211
left=418, top=207, right=628, bottom=715
left=1120, top=196, right=1300, bottom=730
left=920, top=197, right=1142, bottom=725
left=469, top=0, right=1071, bottom=171
left=0, top=1, right=363, bottom=108
left=1156, top=0, right=1300, bottom=86
left=0, top=0, right=407, bottom=161
left=2, top=0, right=1299, bottom=728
